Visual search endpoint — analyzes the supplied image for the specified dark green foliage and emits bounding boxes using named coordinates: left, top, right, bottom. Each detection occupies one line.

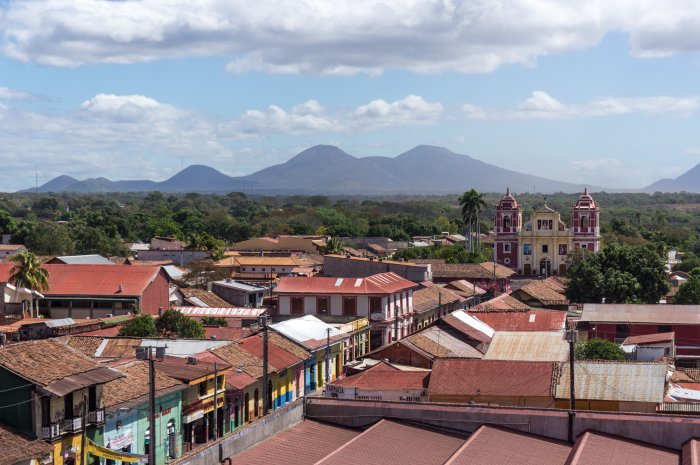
left=674, top=276, right=700, bottom=304
left=200, top=316, right=228, bottom=327
left=25, top=222, right=75, bottom=255
left=566, top=244, right=669, bottom=304
left=118, top=314, right=159, bottom=337
left=155, top=309, right=205, bottom=338
left=575, top=338, right=626, bottom=361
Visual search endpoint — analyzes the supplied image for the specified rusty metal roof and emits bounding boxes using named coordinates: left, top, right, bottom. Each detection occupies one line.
left=581, top=304, right=700, bottom=325
left=403, top=327, right=484, bottom=359
left=484, top=331, right=568, bottom=362
left=567, top=431, right=679, bottom=465
left=274, top=272, right=417, bottom=295
left=555, top=361, right=666, bottom=403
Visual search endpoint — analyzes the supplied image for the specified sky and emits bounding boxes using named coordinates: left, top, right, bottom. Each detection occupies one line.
left=1, top=0, right=700, bottom=192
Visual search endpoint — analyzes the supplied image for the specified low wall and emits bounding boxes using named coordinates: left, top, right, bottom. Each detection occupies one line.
left=305, top=397, right=700, bottom=450
left=173, top=399, right=304, bottom=465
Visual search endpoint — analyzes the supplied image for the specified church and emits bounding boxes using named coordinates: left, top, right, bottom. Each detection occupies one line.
left=493, top=188, right=600, bottom=276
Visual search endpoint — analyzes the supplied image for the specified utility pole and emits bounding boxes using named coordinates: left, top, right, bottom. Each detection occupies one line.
left=260, top=315, right=269, bottom=415
left=566, top=328, right=577, bottom=444
left=80, top=394, right=88, bottom=465
left=325, top=327, right=331, bottom=384
left=136, top=345, right=166, bottom=465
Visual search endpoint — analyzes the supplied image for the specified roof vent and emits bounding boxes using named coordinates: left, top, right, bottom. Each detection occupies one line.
left=118, top=283, right=124, bottom=293
left=187, top=356, right=199, bottom=365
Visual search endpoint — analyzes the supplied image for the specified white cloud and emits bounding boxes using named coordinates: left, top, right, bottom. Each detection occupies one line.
left=572, top=158, right=625, bottom=173
left=464, top=91, right=700, bottom=120
left=0, top=86, right=35, bottom=100
left=0, top=0, right=676, bottom=74
left=353, top=95, right=443, bottom=127
left=683, top=146, right=700, bottom=156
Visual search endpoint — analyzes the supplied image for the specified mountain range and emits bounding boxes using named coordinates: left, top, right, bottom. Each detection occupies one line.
left=21, top=145, right=700, bottom=195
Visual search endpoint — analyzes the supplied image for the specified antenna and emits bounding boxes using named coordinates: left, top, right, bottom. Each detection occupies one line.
left=35, top=165, right=38, bottom=196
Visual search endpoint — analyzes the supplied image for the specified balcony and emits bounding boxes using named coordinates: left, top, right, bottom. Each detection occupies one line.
left=370, top=312, right=387, bottom=322
left=88, top=408, right=105, bottom=424
left=41, top=423, right=62, bottom=440
left=64, top=417, right=83, bottom=433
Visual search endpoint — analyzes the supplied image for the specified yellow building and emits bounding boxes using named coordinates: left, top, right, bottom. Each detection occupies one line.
left=494, top=189, right=600, bottom=276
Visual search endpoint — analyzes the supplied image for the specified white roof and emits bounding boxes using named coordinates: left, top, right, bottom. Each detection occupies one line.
left=163, top=265, right=185, bottom=280
left=271, top=315, right=344, bottom=345
left=173, top=306, right=266, bottom=318
left=56, top=254, right=114, bottom=265
left=450, top=310, right=495, bottom=338
left=668, top=384, right=700, bottom=402
left=139, top=338, right=229, bottom=357
left=213, top=280, right=266, bottom=292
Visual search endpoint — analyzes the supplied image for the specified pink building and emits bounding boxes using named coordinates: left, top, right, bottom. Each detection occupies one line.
left=274, top=272, right=418, bottom=350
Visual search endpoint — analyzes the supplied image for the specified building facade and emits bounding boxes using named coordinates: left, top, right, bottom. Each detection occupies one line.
left=494, top=188, right=600, bottom=275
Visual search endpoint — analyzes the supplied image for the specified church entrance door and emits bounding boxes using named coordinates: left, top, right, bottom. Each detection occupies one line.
left=540, top=259, right=551, bottom=276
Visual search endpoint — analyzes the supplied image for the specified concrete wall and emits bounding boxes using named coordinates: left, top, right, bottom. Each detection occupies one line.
left=172, top=399, right=304, bottom=465
left=322, top=255, right=431, bottom=282
left=304, top=397, right=700, bottom=450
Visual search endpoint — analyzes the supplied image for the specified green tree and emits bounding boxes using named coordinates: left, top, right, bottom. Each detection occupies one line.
left=0, top=209, right=15, bottom=235
left=9, top=251, right=49, bottom=317
left=575, top=338, right=626, bottom=361
left=200, top=316, right=228, bottom=327
left=25, top=222, right=75, bottom=255
left=321, top=237, right=344, bottom=255
left=459, top=189, right=486, bottom=252
left=674, top=276, right=700, bottom=304
left=118, top=314, right=159, bottom=337
left=565, top=248, right=604, bottom=303
left=602, top=269, right=640, bottom=304
left=155, top=309, right=205, bottom=338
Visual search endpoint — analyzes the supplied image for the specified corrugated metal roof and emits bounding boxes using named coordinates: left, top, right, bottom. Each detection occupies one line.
left=274, top=272, right=417, bottom=295
left=271, top=315, right=344, bottom=347
left=54, top=254, right=115, bottom=265
left=403, top=327, right=484, bottom=359
left=484, top=331, right=568, bottom=362
left=468, top=309, right=567, bottom=332
left=44, top=317, right=76, bottom=328
left=581, top=304, right=700, bottom=325
left=567, top=431, right=679, bottom=465
left=173, top=306, right=265, bottom=318
left=449, top=310, right=495, bottom=338
left=555, top=362, right=666, bottom=403
left=213, top=280, right=266, bottom=292
left=331, top=362, right=429, bottom=390
left=46, top=367, right=124, bottom=396
left=139, top=339, right=229, bottom=357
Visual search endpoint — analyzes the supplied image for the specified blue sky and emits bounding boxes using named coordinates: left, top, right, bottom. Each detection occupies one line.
left=1, top=1, right=700, bottom=191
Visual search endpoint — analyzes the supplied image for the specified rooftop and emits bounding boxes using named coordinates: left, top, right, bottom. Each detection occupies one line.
left=51, top=254, right=115, bottom=265
left=412, top=261, right=515, bottom=280
left=274, top=272, right=417, bottom=295
left=324, top=254, right=431, bottom=269
left=581, top=304, right=700, bottom=325
left=403, top=326, right=484, bottom=359
left=0, top=424, right=52, bottom=465
left=468, top=309, right=567, bottom=332
left=0, top=263, right=163, bottom=297
left=210, top=342, right=268, bottom=379
left=429, top=358, right=556, bottom=398
left=331, top=362, right=430, bottom=390
left=271, top=315, right=347, bottom=350
left=484, top=331, right=568, bottom=362
left=173, top=306, right=266, bottom=318
left=623, top=332, right=675, bottom=345
left=446, top=280, right=487, bottom=297
left=239, top=334, right=303, bottom=371
left=0, top=339, right=123, bottom=396
left=555, top=361, right=666, bottom=403
left=474, top=293, right=531, bottom=311
left=156, top=355, right=230, bottom=384
left=180, top=287, right=235, bottom=307
left=441, top=310, right=495, bottom=342
left=412, top=285, right=465, bottom=314
left=515, top=278, right=568, bottom=306
left=212, top=279, right=267, bottom=292
left=567, top=431, right=680, bottom=465
left=102, top=360, right=184, bottom=408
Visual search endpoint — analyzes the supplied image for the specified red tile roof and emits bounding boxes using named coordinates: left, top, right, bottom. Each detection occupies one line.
left=238, top=334, right=303, bottom=371
left=0, top=424, right=52, bottom=465
left=331, top=362, right=430, bottom=390
left=274, top=272, right=417, bottom=295
left=468, top=309, right=567, bottom=331
left=429, top=359, right=556, bottom=398
left=444, top=425, right=571, bottom=465
left=567, top=431, right=680, bottom=465
left=316, top=419, right=466, bottom=465
left=230, top=420, right=360, bottom=465
left=0, top=264, right=163, bottom=297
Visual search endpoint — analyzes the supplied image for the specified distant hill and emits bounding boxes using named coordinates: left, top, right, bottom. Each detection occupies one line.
left=644, top=163, right=700, bottom=193
left=25, top=145, right=608, bottom=195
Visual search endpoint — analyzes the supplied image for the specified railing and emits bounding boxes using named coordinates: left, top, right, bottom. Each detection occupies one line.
left=88, top=408, right=105, bottom=424
left=64, top=417, right=83, bottom=433
left=369, top=312, right=386, bottom=322
left=41, top=423, right=62, bottom=440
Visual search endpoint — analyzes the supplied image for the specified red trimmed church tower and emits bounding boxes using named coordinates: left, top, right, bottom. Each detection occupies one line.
left=494, top=188, right=521, bottom=270
left=572, top=188, right=600, bottom=252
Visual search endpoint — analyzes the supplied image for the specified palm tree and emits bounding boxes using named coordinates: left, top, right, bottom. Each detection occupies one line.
left=9, top=251, right=49, bottom=318
left=459, top=189, right=486, bottom=253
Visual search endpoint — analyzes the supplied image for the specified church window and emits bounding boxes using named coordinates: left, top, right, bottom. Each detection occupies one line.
left=503, top=215, right=511, bottom=230
left=503, top=243, right=511, bottom=253
left=542, top=245, right=549, bottom=253
left=523, top=244, right=532, bottom=255
left=581, top=215, right=589, bottom=230
left=504, top=258, right=511, bottom=265
left=559, top=245, right=567, bottom=255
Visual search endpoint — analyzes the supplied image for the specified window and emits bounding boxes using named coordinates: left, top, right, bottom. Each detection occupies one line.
left=290, top=297, right=304, bottom=314
left=316, top=297, right=329, bottom=315
left=199, top=381, right=207, bottom=397
left=41, top=397, right=51, bottom=427
left=342, top=297, right=357, bottom=316
left=502, top=215, right=511, bottom=230
left=369, top=297, right=382, bottom=313
left=64, top=392, right=74, bottom=418
left=581, top=215, right=589, bottom=230
left=542, top=245, right=549, bottom=253
left=503, top=243, right=511, bottom=253
left=88, top=386, right=97, bottom=411
left=251, top=268, right=256, bottom=272
left=523, top=244, right=532, bottom=255
left=559, top=244, right=567, bottom=255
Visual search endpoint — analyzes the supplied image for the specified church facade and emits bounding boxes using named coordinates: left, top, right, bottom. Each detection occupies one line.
left=493, top=188, right=600, bottom=276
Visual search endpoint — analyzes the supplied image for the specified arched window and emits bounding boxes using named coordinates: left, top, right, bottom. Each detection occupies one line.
left=581, top=215, right=589, bottom=230
left=502, top=215, right=511, bottom=230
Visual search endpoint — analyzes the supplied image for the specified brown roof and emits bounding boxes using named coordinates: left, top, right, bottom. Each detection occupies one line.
left=0, top=424, right=52, bottom=465
left=475, top=293, right=532, bottom=311
left=210, top=342, right=267, bottom=379
left=0, top=244, right=25, bottom=251
left=581, top=304, right=700, bottom=325
left=181, top=287, right=234, bottom=307
left=429, top=358, right=556, bottom=398
left=155, top=355, right=230, bottom=384
left=444, top=425, right=571, bottom=465
left=0, top=339, right=123, bottom=395
left=567, top=431, right=680, bottom=465
left=468, top=309, right=567, bottom=332
left=412, top=285, right=465, bottom=314
left=413, top=261, right=515, bottom=280
left=516, top=278, right=568, bottom=306
left=239, top=334, right=303, bottom=371
left=230, top=420, right=360, bottom=465
left=447, top=280, right=487, bottom=297
left=623, top=332, right=675, bottom=345
left=316, top=419, right=466, bottom=465
left=97, top=338, right=141, bottom=359
left=62, top=336, right=104, bottom=358
left=102, top=360, right=184, bottom=408
left=267, top=332, right=311, bottom=360
left=331, top=362, right=430, bottom=390
left=403, top=327, right=484, bottom=359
